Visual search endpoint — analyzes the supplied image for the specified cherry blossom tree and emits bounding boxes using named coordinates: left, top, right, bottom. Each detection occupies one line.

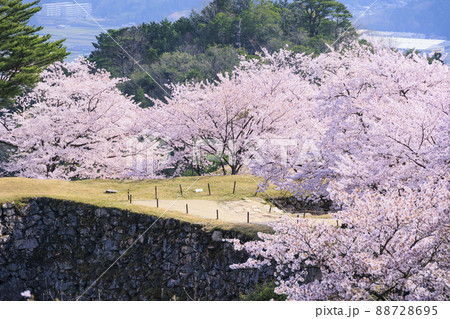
left=147, top=50, right=320, bottom=176
left=317, top=45, right=449, bottom=191
left=228, top=176, right=450, bottom=300
left=0, top=59, right=149, bottom=179
left=251, top=44, right=450, bottom=201
left=228, top=44, right=449, bottom=301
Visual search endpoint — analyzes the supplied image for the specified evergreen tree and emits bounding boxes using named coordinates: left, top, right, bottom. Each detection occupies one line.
left=0, top=0, right=68, bottom=109
left=296, top=0, right=347, bottom=37
left=89, top=0, right=355, bottom=103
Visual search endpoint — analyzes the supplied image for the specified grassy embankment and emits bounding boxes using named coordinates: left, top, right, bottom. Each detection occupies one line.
left=0, top=175, right=286, bottom=236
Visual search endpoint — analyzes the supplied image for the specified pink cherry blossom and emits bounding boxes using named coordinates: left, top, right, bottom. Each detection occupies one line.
left=0, top=59, right=149, bottom=179
left=147, top=49, right=319, bottom=176
left=251, top=44, right=449, bottom=201
left=229, top=176, right=449, bottom=301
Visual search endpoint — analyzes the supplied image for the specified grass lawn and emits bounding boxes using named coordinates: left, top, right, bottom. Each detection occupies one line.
left=0, top=175, right=286, bottom=236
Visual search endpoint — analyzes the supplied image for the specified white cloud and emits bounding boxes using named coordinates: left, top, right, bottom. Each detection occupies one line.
left=167, top=9, right=190, bottom=21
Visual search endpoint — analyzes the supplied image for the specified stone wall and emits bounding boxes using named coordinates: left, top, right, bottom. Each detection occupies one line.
left=271, top=196, right=334, bottom=215
left=0, top=198, right=275, bottom=301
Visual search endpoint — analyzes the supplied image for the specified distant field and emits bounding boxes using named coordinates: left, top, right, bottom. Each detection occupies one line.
left=41, top=25, right=102, bottom=60
left=0, top=176, right=285, bottom=235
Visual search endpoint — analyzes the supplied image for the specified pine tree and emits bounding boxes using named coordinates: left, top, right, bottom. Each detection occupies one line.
left=0, top=0, right=68, bottom=109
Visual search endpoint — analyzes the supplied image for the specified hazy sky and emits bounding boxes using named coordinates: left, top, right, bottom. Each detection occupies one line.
left=30, top=0, right=205, bottom=26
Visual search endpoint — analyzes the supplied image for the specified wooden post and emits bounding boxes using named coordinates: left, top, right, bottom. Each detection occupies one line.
left=179, top=184, right=183, bottom=196
left=233, top=181, right=237, bottom=194
left=186, top=204, right=189, bottom=214
left=155, top=186, right=158, bottom=199
left=297, top=214, right=299, bottom=223
left=156, top=198, right=159, bottom=208
left=129, top=194, right=132, bottom=204
left=127, top=189, right=130, bottom=201
left=336, top=220, right=339, bottom=227
left=247, top=211, right=249, bottom=223
left=303, top=212, right=306, bottom=219
left=208, top=183, right=211, bottom=196
left=216, top=209, right=219, bottom=220
left=269, top=206, right=272, bottom=213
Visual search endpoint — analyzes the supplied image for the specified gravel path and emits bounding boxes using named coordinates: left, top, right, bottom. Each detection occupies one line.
left=134, top=197, right=335, bottom=226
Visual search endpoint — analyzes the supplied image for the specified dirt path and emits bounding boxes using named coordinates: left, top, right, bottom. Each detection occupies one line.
left=134, top=197, right=335, bottom=226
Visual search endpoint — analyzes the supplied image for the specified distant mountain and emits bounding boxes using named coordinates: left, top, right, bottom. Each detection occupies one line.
left=28, top=0, right=205, bottom=26
left=28, top=0, right=449, bottom=39
left=340, top=0, right=450, bottom=39
left=24, top=0, right=448, bottom=61
left=25, top=0, right=208, bottom=60
left=88, top=0, right=204, bottom=25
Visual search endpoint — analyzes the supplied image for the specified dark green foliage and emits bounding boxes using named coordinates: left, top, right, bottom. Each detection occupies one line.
left=89, top=0, right=355, bottom=103
left=0, top=141, right=15, bottom=176
left=240, top=282, right=287, bottom=301
left=404, top=48, right=445, bottom=65
left=428, top=52, right=444, bottom=64
left=0, top=0, right=68, bottom=109
left=295, top=0, right=352, bottom=37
